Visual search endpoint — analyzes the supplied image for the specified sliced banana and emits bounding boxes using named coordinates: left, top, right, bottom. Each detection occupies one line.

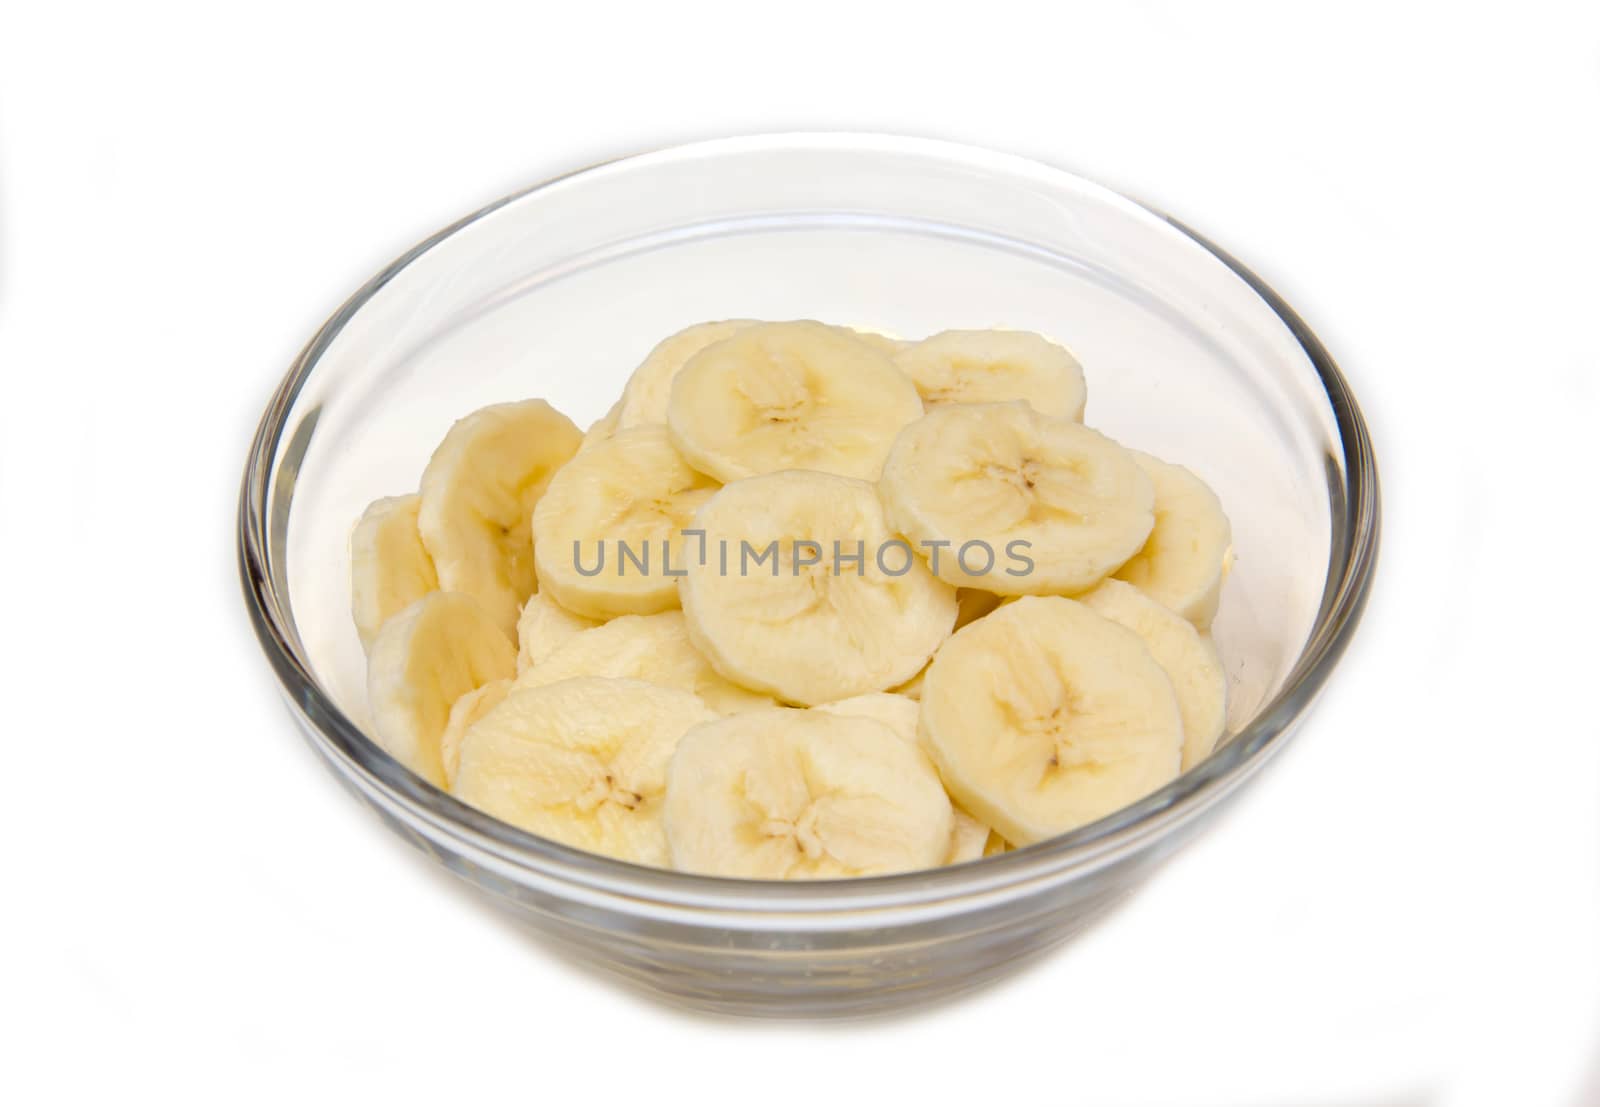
left=663, top=708, right=953, bottom=878
left=817, top=691, right=1000, bottom=865
left=350, top=494, right=438, bottom=652
left=1081, top=580, right=1227, bottom=770
left=680, top=470, right=957, bottom=705
left=667, top=320, right=924, bottom=482
left=847, top=328, right=910, bottom=356
left=1114, top=451, right=1233, bottom=628
left=946, top=809, right=994, bottom=864
left=366, top=592, right=517, bottom=788
left=919, top=595, right=1182, bottom=845
left=893, top=329, right=1086, bottom=419
left=878, top=401, right=1154, bottom=595
left=532, top=425, right=718, bottom=619
left=515, top=590, right=601, bottom=673
left=439, top=677, right=512, bottom=788
left=417, top=399, right=583, bottom=639
left=453, top=677, right=716, bottom=867
left=617, top=320, right=754, bottom=429
left=814, top=692, right=920, bottom=745
left=576, top=400, right=622, bottom=454
left=514, top=610, right=772, bottom=715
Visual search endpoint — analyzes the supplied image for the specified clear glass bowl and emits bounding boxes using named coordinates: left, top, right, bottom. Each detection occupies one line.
left=238, top=134, right=1379, bottom=1017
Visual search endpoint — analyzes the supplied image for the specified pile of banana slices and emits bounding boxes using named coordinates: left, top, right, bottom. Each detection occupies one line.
left=351, top=320, right=1233, bottom=879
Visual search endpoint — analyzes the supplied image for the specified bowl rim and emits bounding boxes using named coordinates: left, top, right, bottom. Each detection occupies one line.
left=238, top=132, right=1380, bottom=915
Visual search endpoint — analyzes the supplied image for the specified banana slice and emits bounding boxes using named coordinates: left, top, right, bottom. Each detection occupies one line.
left=919, top=595, right=1182, bottom=845
left=514, top=610, right=772, bottom=715
left=878, top=401, right=1154, bottom=595
left=515, top=591, right=601, bottom=673
left=814, top=692, right=920, bottom=745
left=1081, top=580, right=1227, bottom=769
left=532, top=425, right=718, bottom=619
left=576, top=401, right=622, bottom=454
left=847, top=328, right=910, bottom=356
left=816, top=691, right=1001, bottom=865
left=453, top=677, right=716, bottom=867
left=893, top=329, right=1086, bottom=419
left=946, top=810, right=994, bottom=864
left=417, top=399, right=583, bottom=639
left=667, top=320, right=924, bottom=482
left=617, top=320, right=755, bottom=429
left=680, top=470, right=957, bottom=705
left=1113, top=451, right=1233, bottom=628
left=439, top=677, right=512, bottom=788
left=663, top=708, right=953, bottom=878
left=366, top=592, right=517, bottom=787
left=350, top=494, right=439, bottom=652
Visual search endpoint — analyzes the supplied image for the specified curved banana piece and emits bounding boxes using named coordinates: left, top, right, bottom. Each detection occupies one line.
left=439, top=677, right=512, bottom=789
left=514, top=610, right=772, bottom=715
left=814, top=692, right=920, bottom=745
left=532, top=425, right=718, bottom=619
left=453, top=677, right=717, bottom=867
left=663, top=708, right=953, bottom=878
left=667, top=321, right=923, bottom=482
left=576, top=400, right=623, bottom=454
left=417, top=399, right=583, bottom=639
left=350, top=494, right=438, bottom=652
left=514, top=591, right=600, bottom=673
left=617, top=320, right=754, bottom=429
left=847, top=328, right=910, bottom=356
left=815, top=692, right=999, bottom=866
left=878, top=401, right=1154, bottom=595
left=366, top=591, right=517, bottom=787
left=893, top=329, right=1086, bottom=419
left=1081, top=580, right=1227, bottom=769
left=919, top=595, right=1182, bottom=845
left=680, top=470, right=957, bottom=705
left=1114, top=451, right=1233, bottom=628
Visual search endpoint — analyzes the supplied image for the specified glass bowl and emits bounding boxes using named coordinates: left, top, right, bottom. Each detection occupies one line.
left=238, top=134, right=1379, bottom=1017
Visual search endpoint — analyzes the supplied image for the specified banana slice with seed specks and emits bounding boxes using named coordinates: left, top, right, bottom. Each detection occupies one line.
left=453, top=678, right=717, bottom=867
left=417, top=399, right=583, bottom=640
left=680, top=470, right=957, bottom=705
left=350, top=495, right=439, bottom=652
left=893, top=329, right=1087, bottom=419
left=1081, top=580, right=1227, bottom=770
left=667, top=321, right=924, bottom=482
left=1114, top=451, right=1233, bottom=629
left=815, top=693, right=1000, bottom=866
left=515, top=591, right=601, bottom=673
left=532, top=425, right=719, bottom=619
left=919, top=595, right=1182, bottom=845
left=439, top=678, right=512, bottom=788
left=514, top=610, right=773, bottom=715
left=664, top=709, right=953, bottom=878
left=366, top=592, right=517, bottom=788
left=617, top=320, right=755, bottom=429
left=879, top=401, right=1154, bottom=595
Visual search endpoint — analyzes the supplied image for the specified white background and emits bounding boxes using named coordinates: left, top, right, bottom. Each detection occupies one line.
left=2, top=3, right=1597, bottom=1104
